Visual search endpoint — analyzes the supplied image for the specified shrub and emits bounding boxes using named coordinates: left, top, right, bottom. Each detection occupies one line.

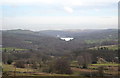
left=98, top=66, right=104, bottom=77
left=80, top=72, right=99, bottom=77
left=14, top=61, right=25, bottom=68
left=7, top=59, right=13, bottom=64
left=42, top=67, right=50, bottom=73
left=54, top=58, right=73, bottom=74
left=82, top=64, right=88, bottom=69
left=31, top=62, right=38, bottom=69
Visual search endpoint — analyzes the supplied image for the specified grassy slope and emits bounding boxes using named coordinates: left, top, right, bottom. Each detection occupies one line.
left=89, top=45, right=118, bottom=50
left=3, top=64, right=34, bottom=72
left=3, top=64, right=70, bottom=76
left=90, top=63, right=119, bottom=66
left=0, top=47, right=27, bottom=51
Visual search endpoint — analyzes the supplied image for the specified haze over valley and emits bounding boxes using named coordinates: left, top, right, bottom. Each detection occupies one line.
left=1, top=0, right=119, bottom=77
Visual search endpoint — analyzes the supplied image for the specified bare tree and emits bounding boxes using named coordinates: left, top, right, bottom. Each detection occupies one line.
left=77, top=53, right=92, bottom=68
left=98, top=66, right=104, bottom=77
left=77, top=56, right=84, bottom=68
left=54, top=58, right=73, bottom=74
left=14, top=60, right=25, bottom=68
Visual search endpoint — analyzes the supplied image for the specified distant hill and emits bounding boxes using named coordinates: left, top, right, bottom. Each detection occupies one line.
left=2, top=29, right=118, bottom=55
left=4, top=29, right=35, bottom=34
left=38, top=29, right=118, bottom=38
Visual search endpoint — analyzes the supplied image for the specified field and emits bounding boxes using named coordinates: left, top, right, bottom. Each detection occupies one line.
left=89, top=45, right=118, bottom=50
left=3, top=64, right=70, bottom=76
left=3, top=62, right=120, bottom=77
left=0, top=47, right=27, bottom=51
left=2, top=29, right=119, bottom=78
left=2, top=47, right=120, bottom=77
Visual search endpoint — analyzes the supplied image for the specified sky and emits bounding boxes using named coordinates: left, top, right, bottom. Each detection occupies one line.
left=0, top=0, right=119, bottom=31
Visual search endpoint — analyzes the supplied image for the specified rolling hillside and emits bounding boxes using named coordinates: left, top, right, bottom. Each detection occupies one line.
left=2, top=29, right=118, bottom=55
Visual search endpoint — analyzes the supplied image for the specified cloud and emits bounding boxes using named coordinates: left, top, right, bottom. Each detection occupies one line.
left=60, top=0, right=83, bottom=6
left=1, top=0, right=118, bottom=30
left=64, top=7, right=73, bottom=13
left=1, top=0, right=119, bottom=6
left=94, top=8, right=101, bottom=12
left=1, top=0, right=55, bottom=5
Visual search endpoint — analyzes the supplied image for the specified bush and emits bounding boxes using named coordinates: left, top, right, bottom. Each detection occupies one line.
left=3, top=72, right=10, bottom=77
left=42, top=67, right=50, bottom=73
left=7, top=59, right=13, bottom=64
left=31, top=62, right=38, bottom=69
left=80, top=72, right=99, bottom=77
left=54, top=58, right=73, bottom=74
left=14, top=61, right=25, bottom=68
left=82, top=64, right=88, bottom=69
left=92, top=61, right=97, bottom=64
left=98, top=66, right=104, bottom=77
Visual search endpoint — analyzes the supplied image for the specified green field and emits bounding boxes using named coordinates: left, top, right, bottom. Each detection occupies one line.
left=3, top=62, right=120, bottom=77
left=3, top=64, right=71, bottom=76
left=90, top=63, right=119, bottom=66
left=0, top=47, right=27, bottom=51
left=89, top=45, right=118, bottom=50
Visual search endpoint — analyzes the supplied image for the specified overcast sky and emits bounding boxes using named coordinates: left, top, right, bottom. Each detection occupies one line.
left=0, top=0, right=119, bottom=31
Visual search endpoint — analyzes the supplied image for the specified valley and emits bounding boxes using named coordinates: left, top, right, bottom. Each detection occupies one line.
left=1, top=29, right=119, bottom=78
